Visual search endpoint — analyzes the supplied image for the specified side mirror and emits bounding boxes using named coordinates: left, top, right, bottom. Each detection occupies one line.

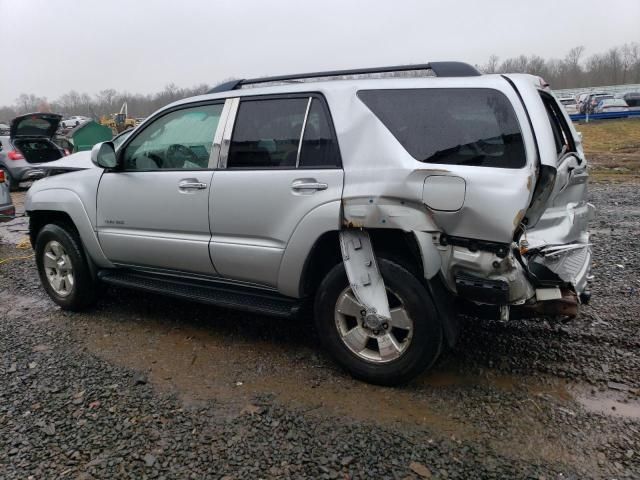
left=91, top=141, right=118, bottom=169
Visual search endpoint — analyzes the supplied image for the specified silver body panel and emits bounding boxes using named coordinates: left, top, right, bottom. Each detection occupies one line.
left=26, top=72, right=593, bottom=308
left=97, top=170, right=216, bottom=275
left=209, top=168, right=343, bottom=288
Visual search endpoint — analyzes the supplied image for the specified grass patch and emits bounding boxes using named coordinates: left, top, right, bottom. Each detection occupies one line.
left=575, top=118, right=640, bottom=154
left=573, top=118, right=640, bottom=182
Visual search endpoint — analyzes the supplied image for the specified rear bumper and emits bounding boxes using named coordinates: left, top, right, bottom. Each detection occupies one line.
left=525, top=201, right=595, bottom=298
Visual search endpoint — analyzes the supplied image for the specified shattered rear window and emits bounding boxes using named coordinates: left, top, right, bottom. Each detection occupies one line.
left=358, top=88, right=526, bottom=169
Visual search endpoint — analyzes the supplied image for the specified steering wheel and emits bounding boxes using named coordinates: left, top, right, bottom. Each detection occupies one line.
left=165, top=144, right=199, bottom=169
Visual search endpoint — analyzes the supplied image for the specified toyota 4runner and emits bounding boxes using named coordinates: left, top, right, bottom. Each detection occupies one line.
left=26, top=62, right=594, bottom=385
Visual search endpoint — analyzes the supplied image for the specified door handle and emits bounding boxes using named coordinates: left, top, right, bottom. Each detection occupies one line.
left=178, top=179, right=208, bottom=190
left=291, top=180, right=328, bottom=191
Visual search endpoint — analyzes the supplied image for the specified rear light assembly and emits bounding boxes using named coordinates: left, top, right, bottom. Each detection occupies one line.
left=0, top=169, right=4, bottom=182
left=7, top=150, right=24, bottom=160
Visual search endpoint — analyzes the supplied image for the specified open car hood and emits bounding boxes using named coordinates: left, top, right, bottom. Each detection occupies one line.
left=10, top=113, right=62, bottom=139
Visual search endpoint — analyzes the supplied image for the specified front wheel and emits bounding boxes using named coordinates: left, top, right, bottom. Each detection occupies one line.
left=35, top=223, right=97, bottom=311
left=314, top=258, right=443, bottom=386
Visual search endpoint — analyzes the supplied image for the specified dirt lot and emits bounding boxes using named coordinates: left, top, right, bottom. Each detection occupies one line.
left=1, top=125, right=639, bottom=478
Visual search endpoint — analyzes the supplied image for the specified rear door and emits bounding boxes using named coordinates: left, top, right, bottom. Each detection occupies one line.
left=209, top=95, right=343, bottom=288
left=97, top=102, right=225, bottom=274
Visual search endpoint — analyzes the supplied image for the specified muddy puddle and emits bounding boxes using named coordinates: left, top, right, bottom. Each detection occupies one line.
left=68, top=305, right=640, bottom=471
left=573, top=388, right=640, bottom=420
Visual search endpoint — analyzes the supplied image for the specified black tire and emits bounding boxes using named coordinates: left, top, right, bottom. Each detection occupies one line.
left=314, top=258, right=443, bottom=386
left=35, top=223, right=97, bottom=311
left=1, top=167, right=17, bottom=191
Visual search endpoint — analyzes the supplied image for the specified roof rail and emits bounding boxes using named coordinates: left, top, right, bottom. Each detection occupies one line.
left=207, top=61, right=481, bottom=94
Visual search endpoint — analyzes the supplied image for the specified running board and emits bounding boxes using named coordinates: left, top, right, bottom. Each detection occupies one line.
left=98, top=270, right=300, bottom=318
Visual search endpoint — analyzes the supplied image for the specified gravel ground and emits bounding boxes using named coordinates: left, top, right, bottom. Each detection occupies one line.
left=1, top=183, right=639, bottom=479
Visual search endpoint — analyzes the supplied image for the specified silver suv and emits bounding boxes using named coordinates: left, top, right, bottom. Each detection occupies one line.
left=26, top=63, right=593, bottom=385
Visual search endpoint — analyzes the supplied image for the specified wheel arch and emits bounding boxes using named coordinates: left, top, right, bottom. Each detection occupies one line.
left=299, top=228, right=434, bottom=297
left=27, top=188, right=113, bottom=269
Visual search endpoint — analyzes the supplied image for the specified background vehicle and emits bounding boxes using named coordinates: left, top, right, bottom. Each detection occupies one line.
left=594, top=98, right=629, bottom=113
left=0, top=113, right=66, bottom=190
left=60, top=115, right=89, bottom=129
left=0, top=169, right=15, bottom=222
left=578, top=91, right=608, bottom=113
left=0, top=123, right=9, bottom=135
left=623, top=92, right=640, bottom=108
left=100, top=102, right=135, bottom=134
left=26, top=63, right=593, bottom=385
left=558, top=96, right=578, bottom=114
left=586, top=93, right=614, bottom=113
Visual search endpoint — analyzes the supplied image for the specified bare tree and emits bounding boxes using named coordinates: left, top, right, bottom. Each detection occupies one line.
left=482, top=54, right=500, bottom=74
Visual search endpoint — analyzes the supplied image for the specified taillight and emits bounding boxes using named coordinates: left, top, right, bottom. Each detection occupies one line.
left=0, top=170, right=4, bottom=183
left=64, top=149, right=70, bottom=156
left=8, top=150, right=24, bottom=160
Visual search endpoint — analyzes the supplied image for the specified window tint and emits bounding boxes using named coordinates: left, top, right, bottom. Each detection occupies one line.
left=358, top=88, right=526, bottom=169
left=122, top=104, right=222, bottom=170
left=299, top=99, right=340, bottom=168
left=228, top=98, right=308, bottom=168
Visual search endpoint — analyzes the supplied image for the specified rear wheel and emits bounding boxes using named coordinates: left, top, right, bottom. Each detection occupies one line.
left=35, top=223, right=97, bottom=311
left=314, top=258, right=443, bottom=386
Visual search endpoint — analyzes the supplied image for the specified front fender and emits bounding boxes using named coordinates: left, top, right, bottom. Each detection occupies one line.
left=27, top=188, right=114, bottom=268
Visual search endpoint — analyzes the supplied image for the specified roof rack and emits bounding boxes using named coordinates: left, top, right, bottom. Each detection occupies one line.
left=207, top=61, right=481, bottom=93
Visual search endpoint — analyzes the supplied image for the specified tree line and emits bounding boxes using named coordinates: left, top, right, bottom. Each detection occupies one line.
left=1, top=42, right=639, bottom=122
left=0, top=83, right=212, bottom=124
left=481, top=43, right=640, bottom=89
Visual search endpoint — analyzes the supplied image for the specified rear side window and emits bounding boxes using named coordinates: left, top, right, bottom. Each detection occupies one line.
left=228, top=98, right=307, bottom=168
left=227, top=97, right=341, bottom=169
left=299, top=98, right=340, bottom=168
left=358, top=88, right=526, bottom=168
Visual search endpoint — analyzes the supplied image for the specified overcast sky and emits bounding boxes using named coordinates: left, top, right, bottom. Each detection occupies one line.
left=1, top=0, right=638, bottom=105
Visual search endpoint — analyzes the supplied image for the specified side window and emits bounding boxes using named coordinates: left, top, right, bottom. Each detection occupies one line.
left=227, top=98, right=308, bottom=168
left=298, top=99, right=340, bottom=168
left=358, top=88, right=527, bottom=169
left=122, top=104, right=223, bottom=170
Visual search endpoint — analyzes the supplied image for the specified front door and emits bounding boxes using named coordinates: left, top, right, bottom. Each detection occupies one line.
left=97, top=102, right=225, bottom=275
left=209, top=95, right=344, bottom=288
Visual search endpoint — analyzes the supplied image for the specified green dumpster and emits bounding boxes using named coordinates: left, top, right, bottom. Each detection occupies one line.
left=66, top=120, right=113, bottom=152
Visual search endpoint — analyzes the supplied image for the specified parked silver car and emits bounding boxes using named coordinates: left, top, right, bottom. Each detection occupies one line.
left=558, top=96, right=579, bottom=115
left=594, top=98, right=629, bottom=113
left=0, top=113, right=66, bottom=190
left=26, top=62, right=593, bottom=385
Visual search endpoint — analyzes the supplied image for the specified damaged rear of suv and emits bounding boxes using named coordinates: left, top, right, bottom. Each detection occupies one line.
left=26, top=63, right=593, bottom=385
